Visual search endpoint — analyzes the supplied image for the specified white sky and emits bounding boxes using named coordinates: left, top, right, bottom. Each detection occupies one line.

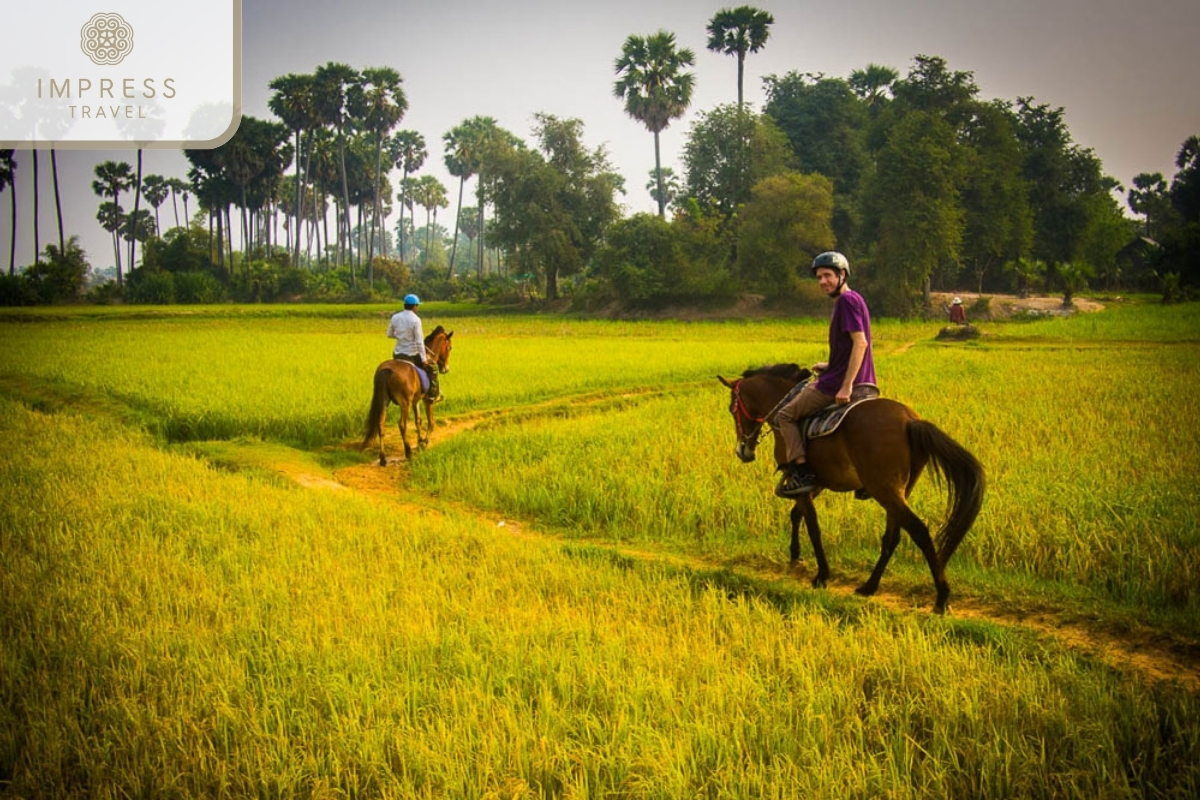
left=4, top=0, right=1199, bottom=271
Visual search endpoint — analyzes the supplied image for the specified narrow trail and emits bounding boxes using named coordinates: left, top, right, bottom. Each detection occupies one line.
left=307, top=391, right=1200, bottom=694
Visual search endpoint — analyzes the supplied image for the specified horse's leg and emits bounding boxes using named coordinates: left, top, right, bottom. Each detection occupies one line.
left=413, top=399, right=427, bottom=451
left=425, top=395, right=435, bottom=431
left=399, top=401, right=412, bottom=460
left=795, top=495, right=829, bottom=588
left=857, top=512, right=902, bottom=597
left=878, top=492, right=947, bottom=612
left=377, top=408, right=388, bottom=466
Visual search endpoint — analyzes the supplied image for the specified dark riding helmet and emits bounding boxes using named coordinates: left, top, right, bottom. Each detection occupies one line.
left=811, top=251, right=850, bottom=276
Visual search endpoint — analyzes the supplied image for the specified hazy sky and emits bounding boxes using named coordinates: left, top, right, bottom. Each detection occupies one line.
left=4, top=0, right=1199, bottom=271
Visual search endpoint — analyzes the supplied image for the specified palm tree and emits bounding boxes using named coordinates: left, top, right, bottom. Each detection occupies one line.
left=269, top=72, right=321, bottom=267
left=705, top=6, right=773, bottom=109
left=1, top=150, right=16, bottom=275
left=614, top=31, right=696, bottom=218
left=388, top=130, right=426, bottom=261
left=849, top=63, right=900, bottom=109
left=92, top=160, right=135, bottom=284
left=141, top=174, right=170, bottom=235
left=314, top=62, right=359, bottom=277
left=414, top=174, right=447, bottom=268
left=348, top=67, right=407, bottom=280
left=443, top=122, right=481, bottom=277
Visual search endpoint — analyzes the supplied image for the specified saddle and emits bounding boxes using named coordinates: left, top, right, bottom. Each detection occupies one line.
left=770, top=381, right=880, bottom=441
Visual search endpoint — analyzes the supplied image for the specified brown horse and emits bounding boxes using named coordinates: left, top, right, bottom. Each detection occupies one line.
left=718, top=364, right=984, bottom=613
left=361, top=326, right=454, bottom=464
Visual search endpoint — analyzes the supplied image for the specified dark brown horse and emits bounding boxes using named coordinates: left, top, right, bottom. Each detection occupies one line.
left=361, top=326, right=454, bottom=464
left=718, top=364, right=984, bottom=613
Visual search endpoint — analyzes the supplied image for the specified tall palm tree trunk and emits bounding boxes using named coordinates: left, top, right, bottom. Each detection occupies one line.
left=31, top=150, right=40, bottom=263
left=7, top=181, right=15, bottom=275
left=447, top=174, right=465, bottom=279
left=476, top=180, right=485, bottom=280
left=129, top=149, right=143, bottom=270
left=653, top=131, right=665, bottom=218
left=51, top=148, right=64, bottom=252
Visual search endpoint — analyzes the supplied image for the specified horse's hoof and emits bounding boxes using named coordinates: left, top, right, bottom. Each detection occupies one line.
left=932, top=603, right=948, bottom=615
left=378, top=457, right=387, bottom=467
left=810, top=577, right=826, bottom=589
left=855, top=583, right=878, bottom=597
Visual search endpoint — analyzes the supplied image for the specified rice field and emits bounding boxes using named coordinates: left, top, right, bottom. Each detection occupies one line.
left=1, top=300, right=1198, bottom=797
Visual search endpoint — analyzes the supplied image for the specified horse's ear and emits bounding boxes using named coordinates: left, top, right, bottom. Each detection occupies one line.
left=447, top=331, right=453, bottom=339
left=718, top=375, right=735, bottom=388
left=798, top=368, right=812, bottom=380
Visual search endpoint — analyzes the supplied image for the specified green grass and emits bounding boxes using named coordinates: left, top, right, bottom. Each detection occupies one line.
left=2, top=300, right=1199, bottom=796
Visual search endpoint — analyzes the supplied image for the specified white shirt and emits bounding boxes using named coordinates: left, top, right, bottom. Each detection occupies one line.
left=387, top=309, right=426, bottom=360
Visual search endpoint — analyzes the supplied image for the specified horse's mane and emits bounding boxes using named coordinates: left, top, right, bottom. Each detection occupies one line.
left=741, top=363, right=808, bottom=382
left=424, top=325, right=446, bottom=344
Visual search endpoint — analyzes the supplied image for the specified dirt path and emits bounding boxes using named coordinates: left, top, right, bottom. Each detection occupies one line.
left=321, top=394, right=1200, bottom=694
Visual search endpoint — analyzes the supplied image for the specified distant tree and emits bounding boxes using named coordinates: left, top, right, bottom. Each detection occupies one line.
left=614, top=30, right=695, bottom=218
left=705, top=6, right=774, bottom=109
left=864, top=111, right=966, bottom=315
left=413, top=174, right=448, bottom=268
left=1128, top=172, right=1173, bottom=239
left=646, top=167, right=681, bottom=210
left=681, top=104, right=793, bottom=219
left=848, top=63, right=899, bottom=110
left=736, top=171, right=835, bottom=296
left=388, top=130, right=426, bottom=260
left=959, top=100, right=1033, bottom=292
left=1, top=150, right=15, bottom=275
left=1169, top=135, right=1200, bottom=224
left=92, top=160, right=135, bottom=284
left=348, top=66, right=407, bottom=276
left=762, top=71, right=869, bottom=246
left=444, top=120, right=483, bottom=277
left=314, top=62, right=359, bottom=274
left=268, top=72, right=320, bottom=266
left=24, top=235, right=90, bottom=303
left=1015, top=96, right=1121, bottom=293
left=140, top=174, right=170, bottom=235
left=487, top=114, right=623, bottom=300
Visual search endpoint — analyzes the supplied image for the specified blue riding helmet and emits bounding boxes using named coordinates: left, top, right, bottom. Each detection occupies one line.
left=404, top=293, right=420, bottom=306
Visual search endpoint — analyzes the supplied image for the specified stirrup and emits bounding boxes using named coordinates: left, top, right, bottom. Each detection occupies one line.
left=775, top=465, right=818, bottom=498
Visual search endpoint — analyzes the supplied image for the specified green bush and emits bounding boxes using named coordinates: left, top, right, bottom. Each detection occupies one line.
left=125, top=270, right=176, bottom=304
left=173, top=271, right=226, bottom=304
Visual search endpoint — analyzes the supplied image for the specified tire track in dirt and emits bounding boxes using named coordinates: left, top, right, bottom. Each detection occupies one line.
left=320, top=389, right=1200, bottom=694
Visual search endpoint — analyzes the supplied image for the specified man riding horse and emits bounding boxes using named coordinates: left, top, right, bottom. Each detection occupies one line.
left=775, top=251, right=877, bottom=498
left=387, top=293, right=443, bottom=403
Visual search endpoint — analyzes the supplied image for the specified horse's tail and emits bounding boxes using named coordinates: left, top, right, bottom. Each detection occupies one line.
left=907, top=419, right=985, bottom=566
left=360, top=367, right=392, bottom=450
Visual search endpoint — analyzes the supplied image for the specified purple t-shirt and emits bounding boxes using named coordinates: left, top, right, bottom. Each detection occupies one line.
left=815, top=288, right=876, bottom=395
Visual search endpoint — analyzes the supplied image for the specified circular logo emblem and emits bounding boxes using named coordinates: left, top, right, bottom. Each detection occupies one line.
left=80, top=12, right=134, bottom=66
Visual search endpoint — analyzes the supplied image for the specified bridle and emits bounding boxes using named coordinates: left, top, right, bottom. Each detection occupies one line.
left=730, top=379, right=772, bottom=451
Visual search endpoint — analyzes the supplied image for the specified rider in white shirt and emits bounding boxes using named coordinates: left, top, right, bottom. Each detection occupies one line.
left=387, top=293, right=441, bottom=401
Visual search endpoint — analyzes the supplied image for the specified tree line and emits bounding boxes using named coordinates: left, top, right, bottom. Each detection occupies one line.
left=1, top=5, right=1197, bottom=310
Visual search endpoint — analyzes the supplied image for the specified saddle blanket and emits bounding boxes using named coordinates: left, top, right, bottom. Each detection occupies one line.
left=392, top=357, right=430, bottom=393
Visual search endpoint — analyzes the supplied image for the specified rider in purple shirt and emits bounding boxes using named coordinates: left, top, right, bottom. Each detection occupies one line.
left=775, top=251, right=877, bottom=497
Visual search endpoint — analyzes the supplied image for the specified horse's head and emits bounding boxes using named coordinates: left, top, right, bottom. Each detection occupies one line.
left=717, top=364, right=811, bottom=463
left=426, top=327, right=454, bottom=374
